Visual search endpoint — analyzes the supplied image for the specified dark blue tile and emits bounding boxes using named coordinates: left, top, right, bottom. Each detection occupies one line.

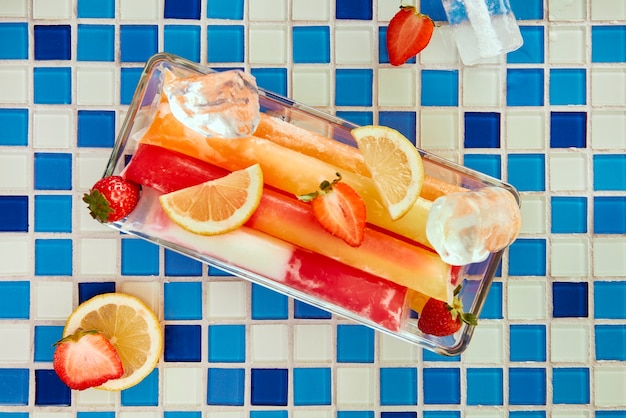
left=34, top=152, right=72, bottom=190
left=595, top=325, right=626, bottom=360
left=594, top=154, right=626, bottom=191
left=35, top=239, right=73, bottom=276
left=0, top=108, right=28, bottom=146
left=550, top=111, right=587, bottom=148
left=337, top=111, right=373, bottom=126
left=120, top=67, right=143, bottom=105
left=507, top=68, right=544, bottom=106
left=293, top=300, right=332, bottom=319
left=250, top=368, right=288, bottom=406
left=0, top=195, right=28, bottom=232
left=422, top=70, right=459, bottom=106
left=207, top=0, right=244, bottom=19
left=164, top=0, right=201, bottom=19
left=553, top=282, right=588, bottom=318
left=510, top=0, right=543, bottom=19
left=164, top=281, right=203, bottom=320
left=423, top=368, right=461, bottom=404
left=510, top=325, right=546, bottom=362
left=595, top=281, right=626, bottom=319
left=0, top=281, right=30, bottom=319
left=378, top=26, right=416, bottom=65
left=207, top=368, right=245, bottom=405
left=121, top=369, right=159, bottom=406
left=463, top=154, right=502, bottom=179
left=335, top=69, right=373, bottom=106
left=379, top=112, right=417, bottom=144
left=594, top=197, right=626, bottom=234
left=251, top=284, right=288, bottom=320
left=508, top=154, right=545, bottom=191
left=78, top=282, right=116, bottom=304
left=77, top=24, right=114, bottom=62
left=164, top=25, right=201, bottom=62
left=77, top=0, right=115, bottom=18
left=207, top=25, right=244, bottom=62
left=208, top=324, right=246, bottom=362
left=509, top=239, right=547, bottom=276
left=551, top=196, right=588, bottom=233
left=336, top=0, right=372, bottom=20
left=251, top=68, right=288, bottom=96
left=380, top=368, right=417, bottom=406
left=337, top=324, right=375, bottom=363
left=419, top=0, right=448, bottom=21
left=34, top=194, right=72, bottom=233
left=0, top=369, right=29, bottom=405
left=381, top=413, right=417, bottom=418
left=165, top=325, right=202, bottom=362
left=164, top=249, right=203, bottom=277
left=0, top=23, right=28, bottom=59
left=507, top=26, right=544, bottom=63
left=467, top=368, right=503, bottom=405
left=552, top=368, right=590, bottom=404
left=34, top=325, right=64, bottom=362
left=550, top=68, right=586, bottom=105
left=35, top=369, right=70, bottom=405
left=34, top=67, right=72, bottom=104
left=509, top=368, right=546, bottom=405
left=464, top=112, right=501, bottom=148
left=34, top=25, right=71, bottom=60
left=121, top=238, right=160, bottom=275
left=120, top=25, right=158, bottom=63
left=293, top=368, right=332, bottom=406
left=77, top=110, right=116, bottom=148
left=293, top=26, right=330, bottom=63
left=592, top=25, right=626, bottom=63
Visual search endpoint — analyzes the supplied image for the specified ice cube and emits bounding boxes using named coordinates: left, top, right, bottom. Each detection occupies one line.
left=164, top=70, right=260, bottom=139
left=426, top=187, right=521, bottom=266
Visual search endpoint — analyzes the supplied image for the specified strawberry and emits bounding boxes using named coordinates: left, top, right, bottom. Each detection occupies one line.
left=83, top=176, right=140, bottom=222
left=418, top=285, right=477, bottom=336
left=386, top=6, right=434, bottom=66
left=53, top=330, right=124, bottom=391
left=299, top=173, right=366, bottom=247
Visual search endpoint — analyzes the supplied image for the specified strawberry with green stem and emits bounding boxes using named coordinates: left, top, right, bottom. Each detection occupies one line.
left=83, top=176, right=140, bottom=223
left=418, top=285, right=478, bottom=336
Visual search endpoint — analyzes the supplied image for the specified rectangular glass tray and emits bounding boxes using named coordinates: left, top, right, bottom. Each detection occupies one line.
left=103, top=52, right=520, bottom=355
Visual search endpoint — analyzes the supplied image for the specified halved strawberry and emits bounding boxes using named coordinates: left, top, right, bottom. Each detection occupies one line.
left=386, top=6, right=435, bottom=66
left=299, top=173, right=366, bottom=247
left=53, top=330, right=124, bottom=390
left=417, top=285, right=477, bottom=336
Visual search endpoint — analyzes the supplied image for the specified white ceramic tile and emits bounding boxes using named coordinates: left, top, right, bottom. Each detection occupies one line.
left=251, top=324, right=288, bottom=362
left=336, top=367, right=375, bottom=407
left=548, top=26, right=587, bottom=64
left=292, top=67, right=331, bottom=106
left=0, top=152, right=29, bottom=190
left=75, top=153, right=111, bottom=190
left=33, top=109, right=73, bottom=149
left=551, top=323, right=590, bottom=363
left=293, top=411, right=332, bottom=418
left=34, top=281, right=73, bottom=320
left=378, top=67, right=416, bottom=106
left=206, top=413, right=245, bottom=418
left=379, top=332, right=418, bottom=363
left=76, top=68, right=116, bottom=106
left=120, top=0, right=159, bottom=20
left=419, top=108, right=460, bottom=150
left=33, top=0, right=72, bottom=19
left=463, top=322, right=505, bottom=364
left=249, top=25, right=288, bottom=64
left=0, top=0, right=27, bottom=17
left=164, top=368, right=203, bottom=406
left=466, top=411, right=506, bottom=418
left=591, top=110, right=626, bottom=149
left=549, top=152, right=588, bottom=192
left=294, top=324, right=333, bottom=363
left=77, top=197, right=115, bottom=233
left=505, top=109, right=546, bottom=150
left=75, top=387, right=116, bottom=406
left=335, top=26, right=374, bottom=65
left=118, top=281, right=161, bottom=319
left=594, top=365, right=626, bottom=407
left=593, top=238, right=626, bottom=277
left=591, top=68, right=626, bottom=106
left=78, top=238, right=118, bottom=276
left=0, top=237, right=29, bottom=276
left=520, top=195, right=547, bottom=234
left=377, top=0, right=402, bottom=21
left=420, top=25, right=460, bottom=64
left=0, top=324, right=30, bottom=362
left=507, top=280, right=547, bottom=319
left=552, top=411, right=590, bottom=418
left=0, top=65, right=29, bottom=104
left=206, top=280, right=248, bottom=319
left=292, top=0, right=330, bottom=20
left=548, top=0, right=587, bottom=20
left=462, top=67, right=501, bottom=107
left=551, top=237, right=590, bottom=277
left=591, top=0, right=626, bottom=20
left=249, top=0, right=288, bottom=21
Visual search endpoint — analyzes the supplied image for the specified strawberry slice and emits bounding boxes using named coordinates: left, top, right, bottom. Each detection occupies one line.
left=386, top=6, right=435, bottom=66
left=299, top=173, right=366, bottom=247
left=53, top=330, right=124, bottom=390
left=417, top=285, right=478, bottom=336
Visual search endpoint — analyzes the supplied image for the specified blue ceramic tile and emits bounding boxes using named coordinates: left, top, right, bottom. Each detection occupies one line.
left=121, top=67, right=143, bottom=105
left=35, top=369, right=70, bottom=405
left=0, top=195, right=28, bottom=232
left=35, top=239, right=73, bottom=276
left=507, top=69, right=544, bottom=106
left=423, top=412, right=460, bottom=418
left=380, top=413, right=417, bottom=418
left=34, top=325, right=64, bottom=362
left=337, top=324, right=375, bottom=363
left=379, top=112, right=417, bottom=145
left=510, top=0, right=543, bottom=19
left=423, top=368, right=461, bottom=404
left=121, top=238, right=160, bottom=276
left=0, top=369, right=29, bottom=405
left=594, top=154, right=626, bottom=191
left=0, top=108, right=28, bottom=146
left=164, top=25, right=201, bottom=63
left=594, top=197, right=626, bottom=234
left=597, top=413, right=626, bottom=418
left=208, top=324, right=246, bottom=362
left=78, top=282, right=116, bottom=303
left=509, top=368, right=546, bottom=405
left=508, top=154, right=545, bottom=191
left=419, top=0, right=448, bottom=20
left=250, top=368, right=288, bottom=406
left=551, top=196, right=587, bottom=233
left=250, top=412, right=289, bottom=418
left=466, top=368, right=504, bottom=405
left=336, top=111, right=373, bottom=126
left=34, top=67, right=72, bottom=104
left=595, top=325, right=626, bottom=360
left=335, top=69, right=373, bottom=106
left=592, top=25, right=626, bottom=62
left=34, top=152, right=72, bottom=190
left=509, top=239, right=547, bottom=276
left=164, top=250, right=203, bottom=276
left=293, top=300, right=332, bottom=319
left=507, top=26, right=544, bottom=63
left=421, top=70, right=459, bottom=106
left=164, top=0, right=201, bottom=19
left=164, top=281, right=203, bottom=320
left=463, top=154, right=502, bottom=179
left=336, top=0, right=372, bottom=20
left=0, top=282, right=30, bottom=319
left=77, top=25, right=114, bottom=62
left=207, top=25, right=244, bottom=63
left=0, top=23, right=28, bottom=59
left=549, top=69, right=586, bottom=105
left=550, top=111, right=587, bottom=148
left=34, top=195, right=72, bottom=233
left=208, top=265, right=235, bottom=276
left=120, top=25, right=158, bottom=63
left=77, top=110, right=115, bottom=148
left=595, top=281, right=626, bottom=319
left=337, top=412, right=375, bottom=418
left=553, top=282, right=588, bottom=318
left=121, top=369, right=159, bottom=406
left=480, top=281, right=503, bottom=319
left=464, top=112, right=501, bottom=148
left=510, top=325, right=547, bottom=362
left=77, top=0, right=115, bottom=18
left=293, top=368, right=332, bottom=406
left=207, top=368, right=245, bottom=405
left=552, top=368, right=590, bottom=404
left=251, top=284, right=288, bottom=320
left=34, top=25, right=71, bottom=60
left=377, top=27, right=416, bottom=64
left=164, top=325, right=202, bottom=362
left=251, top=68, right=288, bottom=96
left=293, top=26, right=330, bottom=63
left=380, top=368, right=417, bottom=406
left=207, top=0, right=244, bottom=19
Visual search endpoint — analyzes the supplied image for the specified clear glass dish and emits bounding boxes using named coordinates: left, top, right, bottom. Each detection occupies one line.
left=103, top=52, right=519, bottom=356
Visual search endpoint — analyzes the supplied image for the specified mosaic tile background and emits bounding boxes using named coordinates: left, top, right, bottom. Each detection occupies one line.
left=1, top=0, right=626, bottom=416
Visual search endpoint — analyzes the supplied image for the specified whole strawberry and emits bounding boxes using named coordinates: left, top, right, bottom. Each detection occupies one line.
left=418, top=285, right=477, bottom=336
left=386, top=6, right=435, bottom=66
left=83, top=176, right=140, bottom=222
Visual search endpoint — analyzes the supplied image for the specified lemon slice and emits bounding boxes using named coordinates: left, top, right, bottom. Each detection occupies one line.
left=159, top=164, right=263, bottom=235
left=63, top=293, right=162, bottom=391
left=351, top=125, right=424, bottom=220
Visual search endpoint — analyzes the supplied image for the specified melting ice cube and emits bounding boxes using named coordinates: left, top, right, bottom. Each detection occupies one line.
left=164, top=70, right=260, bottom=139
